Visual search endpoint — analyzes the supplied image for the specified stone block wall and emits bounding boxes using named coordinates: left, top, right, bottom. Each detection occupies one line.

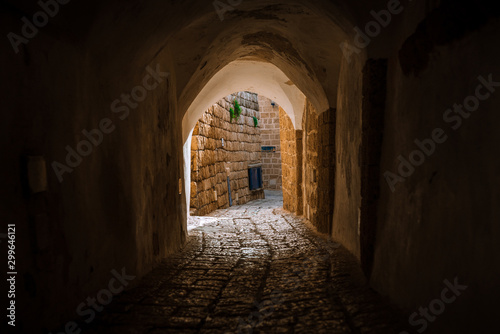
left=317, top=108, right=336, bottom=233
left=279, top=107, right=302, bottom=214
left=302, top=100, right=336, bottom=234
left=302, top=100, right=319, bottom=224
left=258, top=96, right=282, bottom=190
left=190, top=92, right=264, bottom=215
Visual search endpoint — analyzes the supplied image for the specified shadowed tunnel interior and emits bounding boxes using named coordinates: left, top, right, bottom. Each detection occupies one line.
left=2, top=0, right=500, bottom=333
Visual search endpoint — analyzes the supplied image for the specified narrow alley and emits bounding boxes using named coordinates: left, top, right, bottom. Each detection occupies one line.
left=3, top=1, right=499, bottom=332
left=81, top=191, right=403, bottom=333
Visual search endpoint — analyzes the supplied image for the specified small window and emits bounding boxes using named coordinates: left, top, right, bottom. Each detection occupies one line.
left=261, top=146, right=276, bottom=152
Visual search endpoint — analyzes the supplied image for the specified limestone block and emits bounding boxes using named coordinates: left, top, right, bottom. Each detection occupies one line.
left=206, top=127, right=214, bottom=139
left=198, top=166, right=207, bottom=180
left=202, top=178, right=210, bottom=191
left=192, top=123, right=200, bottom=135
left=197, top=124, right=205, bottom=137
left=191, top=136, right=200, bottom=151
left=210, top=138, right=222, bottom=150
left=199, top=190, right=209, bottom=205
left=202, top=112, right=212, bottom=125
left=200, top=150, right=211, bottom=165
left=190, top=181, right=197, bottom=198
left=218, top=150, right=226, bottom=161
left=215, top=163, right=224, bottom=174
left=198, top=150, right=207, bottom=165
left=191, top=151, right=199, bottom=171
left=203, top=166, right=213, bottom=180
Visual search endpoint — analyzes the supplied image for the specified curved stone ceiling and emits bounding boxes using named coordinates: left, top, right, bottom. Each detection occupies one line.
left=182, top=59, right=328, bottom=141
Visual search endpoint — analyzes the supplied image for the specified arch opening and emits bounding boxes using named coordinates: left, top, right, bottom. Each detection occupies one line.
left=182, top=60, right=314, bottom=143
left=183, top=88, right=299, bottom=218
left=181, top=60, right=325, bottom=218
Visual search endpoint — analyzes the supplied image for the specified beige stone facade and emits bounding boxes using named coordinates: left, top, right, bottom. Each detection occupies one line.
left=277, top=99, right=335, bottom=234
left=279, top=106, right=303, bottom=215
left=190, top=92, right=264, bottom=216
left=258, top=96, right=282, bottom=190
left=190, top=91, right=336, bottom=231
left=302, top=101, right=336, bottom=234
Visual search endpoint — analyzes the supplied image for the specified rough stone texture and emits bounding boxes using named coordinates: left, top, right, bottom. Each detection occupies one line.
left=317, top=109, right=336, bottom=234
left=302, top=100, right=319, bottom=225
left=331, top=50, right=366, bottom=260
left=398, top=0, right=500, bottom=77
left=279, top=107, right=302, bottom=215
left=3, top=1, right=500, bottom=332
left=2, top=36, right=186, bottom=332
left=301, top=100, right=336, bottom=234
left=191, top=92, right=264, bottom=216
left=2, top=1, right=357, bottom=329
left=258, top=96, right=282, bottom=190
left=371, top=4, right=500, bottom=333
left=74, top=191, right=405, bottom=334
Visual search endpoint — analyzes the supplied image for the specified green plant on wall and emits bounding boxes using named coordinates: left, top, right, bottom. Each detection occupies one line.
left=253, top=116, right=258, bottom=127
left=234, top=99, right=242, bottom=118
left=229, top=99, right=243, bottom=122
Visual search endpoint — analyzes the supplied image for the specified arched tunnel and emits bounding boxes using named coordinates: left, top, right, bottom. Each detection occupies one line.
left=2, top=0, right=500, bottom=333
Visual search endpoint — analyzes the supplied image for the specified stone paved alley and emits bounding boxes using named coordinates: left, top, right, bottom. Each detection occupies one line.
left=6, top=3, right=498, bottom=332
left=83, top=191, right=405, bottom=333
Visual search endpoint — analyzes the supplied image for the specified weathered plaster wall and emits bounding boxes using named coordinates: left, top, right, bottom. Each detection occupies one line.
left=0, top=1, right=354, bottom=332
left=1, top=35, right=185, bottom=332
left=317, top=109, right=336, bottom=235
left=258, top=96, right=283, bottom=190
left=4, top=0, right=500, bottom=332
left=190, top=92, right=263, bottom=216
left=369, top=2, right=500, bottom=332
left=1, top=1, right=356, bottom=330
left=331, top=50, right=366, bottom=256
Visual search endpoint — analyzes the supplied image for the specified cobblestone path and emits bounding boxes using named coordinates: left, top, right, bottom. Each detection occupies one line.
left=84, top=191, right=405, bottom=333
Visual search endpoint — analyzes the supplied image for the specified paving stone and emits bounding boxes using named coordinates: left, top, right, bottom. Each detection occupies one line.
left=85, top=192, right=405, bottom=333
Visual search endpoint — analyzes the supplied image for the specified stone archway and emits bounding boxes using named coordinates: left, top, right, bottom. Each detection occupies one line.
left=181, top=60, right=318, bottom=215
